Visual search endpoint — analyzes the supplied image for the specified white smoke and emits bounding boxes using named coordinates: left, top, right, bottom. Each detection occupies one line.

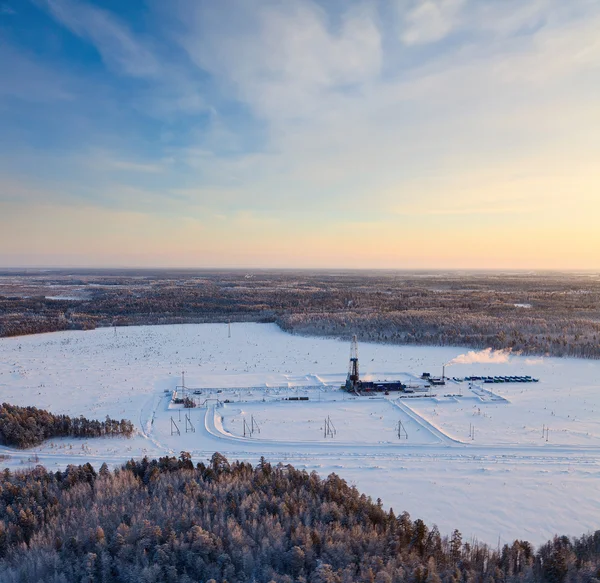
left=446, top=348, right=513, bottom=366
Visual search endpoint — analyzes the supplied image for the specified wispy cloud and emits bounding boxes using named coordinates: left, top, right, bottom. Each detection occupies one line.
left=1, top=0, right=599, bottom=267
left=36, top=0, right=211, bottom=121
left=398, top=0, right=555, bottom=46
left=39, top=0, right=160, bottom=77
left=81, top=150, right=170, bottom=174
left=108, top=160, right=164, bottom=173
left=399, top=0, right=465, bottom=45
left=176, top=0, right=382, bottom=122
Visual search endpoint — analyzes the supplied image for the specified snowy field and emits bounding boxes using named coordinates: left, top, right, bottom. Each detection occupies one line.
left=1, top=323, right=600, bottom=546
left=218, top=400, right=440, bottom=445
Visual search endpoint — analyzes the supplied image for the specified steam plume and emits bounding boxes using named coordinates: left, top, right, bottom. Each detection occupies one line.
left=446, top=348, right=513, bottom=366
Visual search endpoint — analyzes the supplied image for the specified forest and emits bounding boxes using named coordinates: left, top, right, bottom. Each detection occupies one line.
left=1, top=269, right=600, bottom=358
left=0, top=403, right=134, bottom=449
left=0, top=453, right=598, bottom=582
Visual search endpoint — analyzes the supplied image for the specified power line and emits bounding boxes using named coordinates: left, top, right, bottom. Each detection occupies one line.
left=324, top=415, right=336, bottom=438
left=397, top=420, right=408, bottom=440
left=185, top=413, right=195, bottom=433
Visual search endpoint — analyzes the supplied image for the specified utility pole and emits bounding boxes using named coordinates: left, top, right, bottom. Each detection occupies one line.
left=397, top=420, right=408, bottom=440
left=324, top=416, right=336, bottom=438
left=185, top=413, right=195, bottom=433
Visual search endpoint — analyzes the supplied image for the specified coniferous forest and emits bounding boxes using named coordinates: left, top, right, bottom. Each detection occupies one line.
left=2, top=270, right=600, bottom=359
left=0, top=403, right=134, bottom=448
left=0, top=453, right=598, bottom=583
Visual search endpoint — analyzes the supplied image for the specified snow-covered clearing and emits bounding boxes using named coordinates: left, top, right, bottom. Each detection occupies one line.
left=1, top=323, right=600, bottom=546
left=218, top=400, right=440, bottom=445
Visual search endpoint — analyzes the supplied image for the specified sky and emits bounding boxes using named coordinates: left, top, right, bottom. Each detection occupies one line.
left=0, top=0, right=599, bottom=269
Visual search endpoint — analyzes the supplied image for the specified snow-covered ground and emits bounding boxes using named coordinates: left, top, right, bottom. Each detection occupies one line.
left=1, top=323, right=600, bottom=546
left=218, top=399, right=440, bottom=445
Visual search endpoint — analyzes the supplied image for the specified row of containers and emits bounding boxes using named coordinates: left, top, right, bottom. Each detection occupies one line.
left=456, top=375, right=539, bottom=384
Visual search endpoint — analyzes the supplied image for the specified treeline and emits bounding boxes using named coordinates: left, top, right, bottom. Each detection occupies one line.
left=1, top=270, right=600, bottom=358
left=277, top=310, right=600, bottom=359
left=0, top=294, right=274, bottom=338
left=0, top=454, right=599, bottom=582
left=0, top=403, right=134, bottom=449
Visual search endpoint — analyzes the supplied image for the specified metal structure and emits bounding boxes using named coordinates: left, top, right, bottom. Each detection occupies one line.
left=346, top=334, right=360, bottom=390
left=397, top=420, right=408, bottom=440
left=324, top=415, right=336, bottom=438
left=200, top=397, right=223, bottom=407
left=344, top=336, right=407, bottom=394
left=243, top=414, right=261, bottom=437
left=170, top=417, right=180, bottom=436
left=185, top=413, right=195, bottom=433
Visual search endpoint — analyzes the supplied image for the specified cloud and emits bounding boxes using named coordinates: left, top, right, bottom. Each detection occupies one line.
left=399, top=0, right=465, bottom=45
left=11, top=1, right=600, bottom=218
left=397, top=0, right=555, bottom=46
left=176, top=0, right=382, bottom=121
left=471, top=0, right=549, bottom=37
left=2, top=0, right=600, bottom=268
left=40, top=0, right=160, bottom=77
left=82, top=151, right=170, bottom=174
left=108, top=160, right=164, bottom=173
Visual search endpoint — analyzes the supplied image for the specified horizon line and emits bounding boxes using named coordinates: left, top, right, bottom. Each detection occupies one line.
left=0, top=266, right=598, bottom=274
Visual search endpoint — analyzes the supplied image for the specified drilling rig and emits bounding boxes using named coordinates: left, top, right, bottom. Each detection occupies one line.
left=345, top=334, right=360, bottom=391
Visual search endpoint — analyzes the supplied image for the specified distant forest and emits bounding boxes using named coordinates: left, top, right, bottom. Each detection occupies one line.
left=1, top=269, right=599, bottom=358
left=0, top=403, right=134, bottom=449
left=0, top=453, right=599, bottom=582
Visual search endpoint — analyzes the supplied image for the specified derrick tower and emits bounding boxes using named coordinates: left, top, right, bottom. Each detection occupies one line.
left=346, top=334, right=360, bottom=390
